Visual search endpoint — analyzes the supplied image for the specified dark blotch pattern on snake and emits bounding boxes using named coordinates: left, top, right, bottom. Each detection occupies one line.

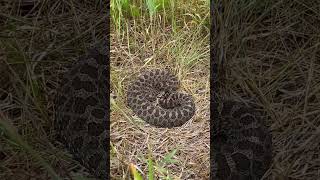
left=211, top=100, right=272, bottom=180
left=126, top=69, right=196, bottom=128
left=54, top=46, right=108, bottom=179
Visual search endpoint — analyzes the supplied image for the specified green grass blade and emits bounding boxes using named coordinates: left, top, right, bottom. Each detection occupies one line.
left=162, top=149, right=178, bottom=164
left=146, top=0, right=157, bottom=17
left=130, top=163, right=144, bottom=180
left=147, top=152, right=154, bottom=180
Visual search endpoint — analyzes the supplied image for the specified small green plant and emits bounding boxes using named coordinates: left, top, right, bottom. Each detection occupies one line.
left=131, top=149, right=179, bottom=179
left=154, top=149, right=178, bottom=180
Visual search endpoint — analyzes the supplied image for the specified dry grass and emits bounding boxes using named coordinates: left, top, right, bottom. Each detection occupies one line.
left=0, top=1, right=107, bottom=179
left=109, top=1, right=210, bottom=179
left=213, top=1, right=320, bottom=179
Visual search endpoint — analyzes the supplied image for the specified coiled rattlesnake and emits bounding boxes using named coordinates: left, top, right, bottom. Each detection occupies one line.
left=126, top=69, right=196, bottom=128
left=54, top=44, right=109, bottom=179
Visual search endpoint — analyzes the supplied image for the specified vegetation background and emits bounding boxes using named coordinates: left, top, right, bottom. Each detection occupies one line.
left=212, top=0, right=320, bottom=179
left=1, top=0, right=319, bottom=180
